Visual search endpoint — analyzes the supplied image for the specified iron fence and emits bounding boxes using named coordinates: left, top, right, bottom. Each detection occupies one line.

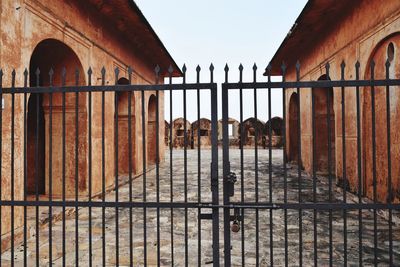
left=0, top=60, right=399, bottom=266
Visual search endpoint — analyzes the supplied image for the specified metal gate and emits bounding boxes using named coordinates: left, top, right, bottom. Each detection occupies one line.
left=0, top=61, right=399, bottom=266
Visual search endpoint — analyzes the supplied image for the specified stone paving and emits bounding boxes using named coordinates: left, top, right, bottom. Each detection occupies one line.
left=1, top=149, right=400, bottom=266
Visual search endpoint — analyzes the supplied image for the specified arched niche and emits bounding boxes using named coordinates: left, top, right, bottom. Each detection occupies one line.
left=27, top=38, right=87, bottom=197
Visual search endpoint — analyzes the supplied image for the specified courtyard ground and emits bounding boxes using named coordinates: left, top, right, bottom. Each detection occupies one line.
left=1, top=149, right=399, bottom=266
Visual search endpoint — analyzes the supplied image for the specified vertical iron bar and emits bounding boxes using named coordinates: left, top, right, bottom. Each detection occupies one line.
left=168, top=68, right=174, bottom=266
left=101, top=67, right=106, bottom=267
left=355, top=61, right=362, bottom=266
left=281, top=63, right=289, bottom=267
left=210, top=64, right=219, bottom=267
left=141, top=84, right=147, bottom=267
left=183, top=65, right=189, bottom=267
left=22, top=69, right=27, bottom=267
left=238, top=64, right=245, bottom=266
left=340, top=61, right=347, bottom=267
left=196, top=64, right=202, bottom=266
left=253, top=64, right=259, bottom=267
left=0, top=69, right=2, bottom=267
left=154, top=66, right=161, bottom=267
left=48, top=69, right=54, bottom=266
left=75, top=69, right=80, bottom=267
left=267, top=65, right=274, bottom=266
left=325, top=63, right=333, bottom=267
left=61, top=68, right=66, bottom=267
left=371, top=61, right=378, bottom=267
left=192, top=66, right=201, bottom=265
left=295, top=62, right=302, bottom=267
left=385, top=59, right=393, bottom=266
left=222, top=64, right=231, bottom=267
left=311, top=77, right=317, bottom=267
left=34, top=68, right=40, bottom=267
left=127, top=67, right=133, bottom=266
left=11, top=70, right=15, bottom=267
left=114, top=68, right=119, bottom=267
left=88, top=68, right=93, bottom=267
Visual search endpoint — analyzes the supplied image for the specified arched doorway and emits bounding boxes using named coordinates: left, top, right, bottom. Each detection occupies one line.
left=363, top=34, right=400, bottom=202
left=288, top=92, right=299, bottom=163
left=116, top=77, right=136, bottom=174
left=28, top=39, right=86, bottom=197
left=313, top=75, right=335, bottom=173
left=147, top=95, right=157, bottom=165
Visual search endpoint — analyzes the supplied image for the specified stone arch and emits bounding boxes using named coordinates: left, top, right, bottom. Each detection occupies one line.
left=192, top=118, right=212, bottom=148
left=116, top=77, right=137, bottom=174
left=313, top=75, right=335, bottom=173
left=28, top=38, right=87, bottom=197
left=238, top=118, right=265, bottom=148
left=363, top=33, right=400, bottom=202
left=288, top=92, right=299, bottom=163
left=147, top=94, right=157, bottom=164
left=172, top=118, right=192, bottom=149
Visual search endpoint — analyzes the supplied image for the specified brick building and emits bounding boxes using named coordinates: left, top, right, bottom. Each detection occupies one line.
left=1, top=0, right=179, bottom=248
left=268, top=0, right=400, bottom=202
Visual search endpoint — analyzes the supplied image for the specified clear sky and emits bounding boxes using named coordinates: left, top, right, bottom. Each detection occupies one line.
left=135, top=0, right=308, bottom=122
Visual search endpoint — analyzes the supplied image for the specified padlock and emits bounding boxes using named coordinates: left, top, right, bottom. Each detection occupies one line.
left=231, top=219, right=240, bottom=233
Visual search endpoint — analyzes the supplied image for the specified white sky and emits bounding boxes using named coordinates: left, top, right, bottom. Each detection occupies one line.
left=135, top=0, right=308, bottom=122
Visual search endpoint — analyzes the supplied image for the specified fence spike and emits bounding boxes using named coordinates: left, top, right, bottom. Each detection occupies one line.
left=11, top=69, right=16, bottom=87
left=209, top=63, right=214, bottom=72
left=295, top=60, right=301, bottom=80
left=61, top=67, right=67, bottom=86
left=182, top=64, right=187, bottom=74
left=75, top=68, right=80, bottom=85
left=210, top=63, right=214, bottom=83
left=385, top=58, right=391, bottom=69
left=281, top=62, right=286, bottom=76
left=253, top=63, right=258, bottom=71
left=23, top=68, right=28, bottom=79
left=35, top=67, right=40, bottom=86
left=355, top=60, right=360, bottom=69
left=114, top=67, right=119, bottom=81
left=196, top=65, right=201, bottom=73
left=238, top=63, right=244, bottom=72
left=155, top=65, right=160, bottom=76
left=87, top=67, right=92, bottom=86
left=168, top=65, right=174, bottom=75
left=127, top=66, right=132, bottom=84
left=49, top=68, right=54, bottom=86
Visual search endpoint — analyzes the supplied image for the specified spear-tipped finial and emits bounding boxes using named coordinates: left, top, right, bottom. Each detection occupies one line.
left=295, top=60, right=301, bottom=71
left=168, top=65, right=174, bottom=74
left=23, top=68, right=28, bottom=77
left=355, top=61, right=360, bottom=69
left=281, top=62, right=287, bottom=74
left=340, top=60, right=346, bottom=69
left=385, top=58, right=391, bottom=68
left=88, top=67, right=93, bottom=76
left=155, top=65, right=161, bottom=75
left=238, top=63, right=244, bottom=72
left=209, top=63, right=214, bottom=72
left=224, top=63, right=229, bottom=72
left=35, top=67, right=40, bottom=76
left=196, top=65, right=201, bottom=72
left=182, top=64, right=187, bottom=74
left=253, top=63, right=258, bottom=71
left=101, top=66, right=106, bottom=76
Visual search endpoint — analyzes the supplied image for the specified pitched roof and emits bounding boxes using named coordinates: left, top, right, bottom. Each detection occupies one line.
left=266, top=0, right=359, bottom=76
left=88, top=0, right=182, bottom=77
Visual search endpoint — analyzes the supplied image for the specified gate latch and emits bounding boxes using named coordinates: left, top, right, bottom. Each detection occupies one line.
left=226, top=172, right=237, bottom=197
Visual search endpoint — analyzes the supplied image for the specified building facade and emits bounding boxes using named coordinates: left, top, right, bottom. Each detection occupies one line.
left=1, top=0, right=179, bottom=248
left=269, top=0, right=400, bottom=202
